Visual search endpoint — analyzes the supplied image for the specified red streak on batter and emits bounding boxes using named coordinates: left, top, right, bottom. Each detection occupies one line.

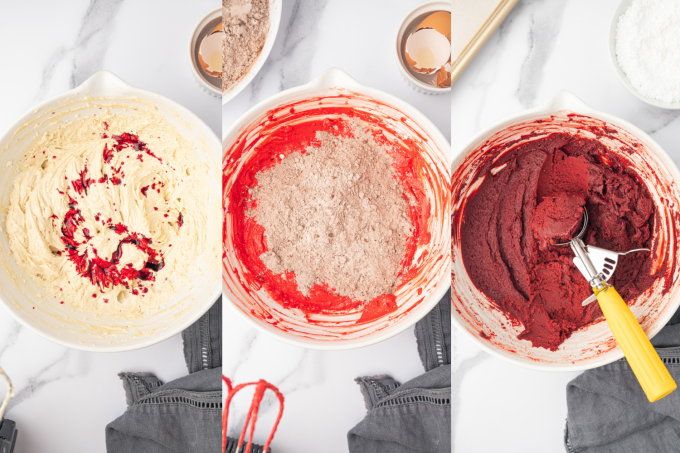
left=225, top=97, right=432, bottom=321
left=52, top=131, right=174, bottom=295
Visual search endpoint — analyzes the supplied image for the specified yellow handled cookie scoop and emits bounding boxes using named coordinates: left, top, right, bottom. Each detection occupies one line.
left=558, top=209, right=676, bottom=402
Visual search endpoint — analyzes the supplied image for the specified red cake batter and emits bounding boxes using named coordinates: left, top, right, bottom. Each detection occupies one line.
left=461, top=132, right=663, bottom=351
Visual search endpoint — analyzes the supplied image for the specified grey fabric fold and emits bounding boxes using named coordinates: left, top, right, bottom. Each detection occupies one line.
left=106, top=298, right=222, bottom=453
left=348, top=288, right=452, bottom=452
left=564, top=308, right=680, bottom=453
left=416, top=288, right=451, bottom=371
left=182, top=297, right=222, bottom=373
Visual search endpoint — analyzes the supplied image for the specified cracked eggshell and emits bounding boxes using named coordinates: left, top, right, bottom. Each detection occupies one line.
left=198, top=23, right=223, bottom=78
left=405, top=11, right=452, bottom=75
left=418, top=11, right=451, bottom=40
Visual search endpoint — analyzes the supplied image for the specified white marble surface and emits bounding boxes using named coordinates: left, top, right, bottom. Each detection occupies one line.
left=222, top=0, right=450, bottom=451
left=452, top=0, right=680, bottom=452
left=0, top=1, right=219, bottom=452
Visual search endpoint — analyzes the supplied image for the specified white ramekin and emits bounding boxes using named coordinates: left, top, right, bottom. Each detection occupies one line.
left=188, top=7, right=222, bottom=97
left=0, top=71, right=222, bottom=352
left=394, top=1, right=452, bottom=95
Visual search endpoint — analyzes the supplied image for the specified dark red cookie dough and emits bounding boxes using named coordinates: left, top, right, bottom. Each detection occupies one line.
left=461, top=132, right=660, bottom=351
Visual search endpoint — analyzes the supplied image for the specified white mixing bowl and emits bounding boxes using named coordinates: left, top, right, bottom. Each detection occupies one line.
left=451, top=90, right=680, bottom=371
left=0, top=71, right=221, bottom=352
left=223, top=68, right=451, bottom=350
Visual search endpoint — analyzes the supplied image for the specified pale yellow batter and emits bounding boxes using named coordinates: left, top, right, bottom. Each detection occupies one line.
left=5, top=108, right=215, bottom=319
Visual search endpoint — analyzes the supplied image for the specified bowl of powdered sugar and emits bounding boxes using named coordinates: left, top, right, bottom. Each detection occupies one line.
left=610, top=0, right=680, bottom=109
left=222, top=68, right=451, bottom=349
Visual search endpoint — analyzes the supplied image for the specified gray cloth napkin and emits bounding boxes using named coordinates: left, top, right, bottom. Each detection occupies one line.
left=565, top=308, right=680, bottom=452
left=348, top=288, right=452, bottom=453
left=106, top=298, right=222, bottom=453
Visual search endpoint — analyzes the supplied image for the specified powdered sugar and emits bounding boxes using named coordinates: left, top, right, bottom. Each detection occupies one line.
left=616, top=0, right=680, bottom=104
left=249, top=118, right=414, bottom=302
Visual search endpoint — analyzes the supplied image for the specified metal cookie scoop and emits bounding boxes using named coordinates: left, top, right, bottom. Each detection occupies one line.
left=556, top=209, right=676, bottom=402
left=556, top=210, right=650, bottom=306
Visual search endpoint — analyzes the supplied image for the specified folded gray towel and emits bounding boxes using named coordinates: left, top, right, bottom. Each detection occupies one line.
left=106, top=298, right=222, bottom=453
left=348, top=288, right=451, bottom=453
left=565, top=309, right=680, bottom=452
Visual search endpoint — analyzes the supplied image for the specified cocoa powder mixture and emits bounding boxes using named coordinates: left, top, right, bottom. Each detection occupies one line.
left=249, top=119, right=413, bottom=302
left=222, top=0, right=270, bottom=92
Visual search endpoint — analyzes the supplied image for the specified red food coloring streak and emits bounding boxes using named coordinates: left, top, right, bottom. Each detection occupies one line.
left=92, top=294, right=97, bottom=298
left=141, top=185, right=149, bottom=197
left=103, top=122, right=109, bottom=130
left=103, top=299, right=109, bottom=303
left=55, top=189, right=165, bottom=293
left=103, top=144, right=114, bottom=163
left=62, top=227, right=164, bottom=291
left=111, top=133, right=163, bottom=164
left=71, top=165, right=95, bottom=195
left=110, top=223, right=127, bottom=235
left=177, top=212, right=184, bottom=229
left=49, top=130, right=172, bottom=294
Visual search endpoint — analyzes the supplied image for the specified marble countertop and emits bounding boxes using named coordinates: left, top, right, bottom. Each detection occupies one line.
left=0, top=1, right=219, bottom=452
left=452, top=0, right=680, bottom=452
left=221, top=0, right=450, bottom=451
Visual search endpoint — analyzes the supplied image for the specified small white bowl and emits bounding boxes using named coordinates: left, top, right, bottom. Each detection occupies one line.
left=0, top=71, right=222, bottom=352
left=223, top=68, right=451, bottom=350
left=188, top=7, right=222, bottom=97
left=451, top=90, right=680, bottom=371
left=394, top=1, right=451, bottom=95
left=609, top=0, right=680, bottom=109
left=222, top=0, right=282, bottom=105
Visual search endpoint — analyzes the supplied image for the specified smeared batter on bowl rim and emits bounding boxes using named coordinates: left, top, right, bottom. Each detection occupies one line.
left=5, top=108, right=215, bottom=319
